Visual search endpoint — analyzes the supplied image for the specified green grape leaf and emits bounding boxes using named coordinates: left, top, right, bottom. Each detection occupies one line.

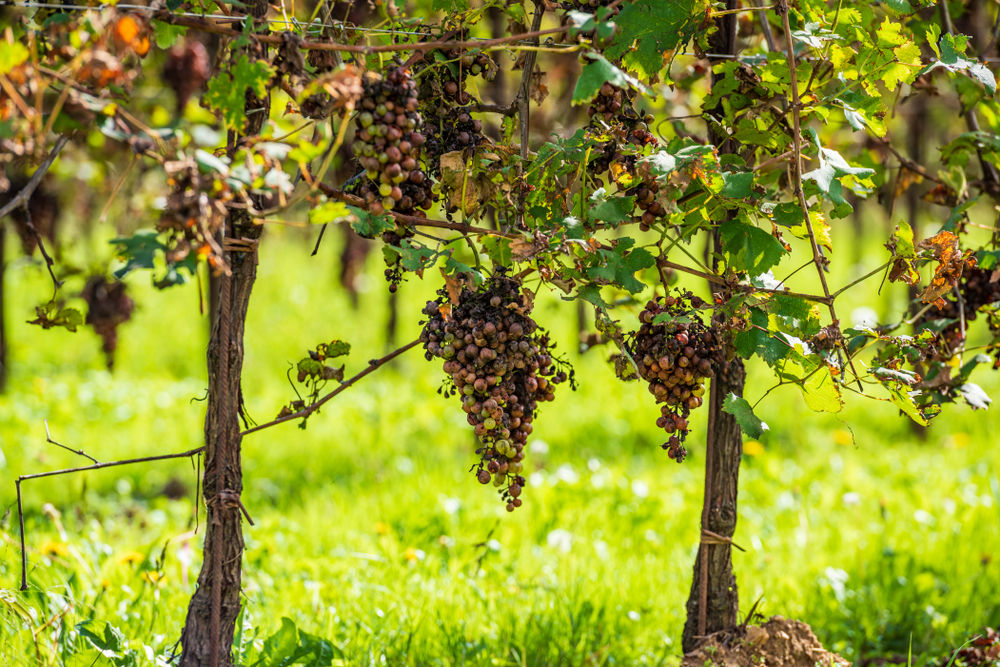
left=28, top=302, right=84, bottom=332
left=719, top=219, right=785, bottom=277
left=589, top=188, right=635, bottom=225
left=203, top=55, right=273, bottom=130
left=586, top=240, right=655, bottom=294
left=0, top=41, right=28, bottom=75
left=308, top=200, right=354, bottom=225
left=722, top=393, right=769, bottom=439
left=151, top=20, right=187, bottom=49
left=733, top=308, right=790, bottom=365
left=572, top=53, right=647, bottom=105
left=325, top=340, right=351, bottom=358
left=481, top=235, right=513, bottom=267
left=776, top=349, right=843, bottom=413
left=921, top=33, right=996, bottom=96
left=347, top=206, right=394, bottom=239
left=720, top=171, right=755, bottom=199
left=604, top=0, right=706, bottom=79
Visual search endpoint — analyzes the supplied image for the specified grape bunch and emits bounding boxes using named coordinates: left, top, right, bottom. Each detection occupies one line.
left=923, top=267, right=1000, bottom=360
left=162, top=40, right=210, bottom=114
left=629, top=291, right=724, bottom=461
left=380, top=225, right=415, bottom=293
left=353, top=67, right=429, bottom=216
left=419, top=271, right=573, bottom=510
left=627, top=179, right=668, bottom=231
left=423, top=107, right=485, bottom=176
left=589, top=82, right=626, bottom=121
left=426, top=36, right=497, bottom=106
left=80, top=275, right=134, bottom=370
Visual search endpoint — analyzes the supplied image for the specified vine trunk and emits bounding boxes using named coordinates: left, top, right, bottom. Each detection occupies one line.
left=179, top=80, right=269, bottom=666
left=682, top=0, right=745, bottom=652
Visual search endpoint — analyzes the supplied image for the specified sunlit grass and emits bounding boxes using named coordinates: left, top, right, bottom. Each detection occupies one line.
left=1, top=227, right=998, bottom=666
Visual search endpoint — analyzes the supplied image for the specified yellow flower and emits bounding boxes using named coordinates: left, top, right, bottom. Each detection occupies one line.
left=142, top=571, right=167, bottom=587
left=743, top=441, right=765, bottom=457
left=39, top=541, right=68, bottom=557
left=119, top=551, right=145, bottom=565
left=374, top=522, right=390, bottom=535
left=833, top=429, right=852, bottom=446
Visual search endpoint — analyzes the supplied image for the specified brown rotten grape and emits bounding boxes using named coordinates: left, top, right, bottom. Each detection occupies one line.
left=81, top=275, right=134, bottom=370
left=352, top=67, right=429, bottom=216
left=628, top=290, right=724, bottom=461
left=419, top=271, right=574, bottom=509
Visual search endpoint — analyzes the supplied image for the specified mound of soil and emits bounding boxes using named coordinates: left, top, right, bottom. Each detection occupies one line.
left=681, top=616, right=850, bottom=667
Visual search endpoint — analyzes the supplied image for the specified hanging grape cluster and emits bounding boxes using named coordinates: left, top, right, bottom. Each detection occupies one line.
left=81, top=275, right=134, bottom=370
left=419, top=271, right=573, bottom=510
left=923, top=267, right=1000, bottom=361
left=629, top=291, right=724, bottom=461
left=162, top=40, right=210, bottom=114
left=423, top=108, right=486, bottom=177
left=628, top=179, right=668, bottom=232
left=380, top=224, right=415, bottom=293
left=353, top=67, right=431, bottom=216
left=424, top=32, right=497, bottom=106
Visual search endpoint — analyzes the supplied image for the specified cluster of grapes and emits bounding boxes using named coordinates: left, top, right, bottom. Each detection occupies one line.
left=80, top=275, right=134, bottom=370
left=159, top=159, right=229, bottom=274
left=630, top=291, right=723, bottom=461
left=627, top=180, right=668, bottom=231
left=589, top=82, right=627, bottom=122
left=380, top=225, right=415, bottom=293
left=924, top=267, right=1000, bottom=360
left=428, top=36, right=497, bottom=105
left=353, top=67, right=429, bottom=216
left=423, top=108, right=485, bottom=176
left=162, top=40, right=210, bottom=113
left=419, top=272, right=571, bottom=510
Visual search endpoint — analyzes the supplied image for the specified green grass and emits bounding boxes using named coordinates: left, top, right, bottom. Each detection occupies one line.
left=1, top=225, right=998, bottom=666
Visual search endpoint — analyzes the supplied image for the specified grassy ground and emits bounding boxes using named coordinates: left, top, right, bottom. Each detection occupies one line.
left=1, top=225, right=998, bottom=666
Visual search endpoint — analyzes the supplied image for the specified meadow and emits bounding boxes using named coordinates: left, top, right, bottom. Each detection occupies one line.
left=1, top=223, right=998, bottom=666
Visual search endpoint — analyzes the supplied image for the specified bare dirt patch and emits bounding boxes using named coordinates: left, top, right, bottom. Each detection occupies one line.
left=681, top=616, right=850, bottom=667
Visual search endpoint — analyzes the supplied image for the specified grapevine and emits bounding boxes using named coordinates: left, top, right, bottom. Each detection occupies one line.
left=80, top=276, right=134, bottom=370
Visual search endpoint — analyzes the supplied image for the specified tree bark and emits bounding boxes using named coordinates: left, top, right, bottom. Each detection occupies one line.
left=0, top=223, right=7, bottom=393
left=681, top=0, right=745, bottom=652
left=682, top=359, right=745, bottom=651
left=179, top=66, right=269, bottom=667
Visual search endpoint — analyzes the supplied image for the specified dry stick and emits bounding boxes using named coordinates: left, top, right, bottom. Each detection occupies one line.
left=44, top=420, right=98, bottom=464
left=0, top=135, right=69, bottom=219
left=880, top=139, right=943, bottom=185
left=15, top=447, right=205, bottom=590
left=776, top=1, right=864, bottom=391
left=241, top=339, right=421, bottom=437
left=154, top=11, right=567, bottom=54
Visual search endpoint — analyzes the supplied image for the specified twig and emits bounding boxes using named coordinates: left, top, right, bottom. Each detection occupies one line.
left=316, top=186, right=520, bottom=239
left=880, top=139, right=943, bottom=185
left=753, top=150, right=793, bottom=172
left=21, top=199, right=63, bottom=295
left=777, top=0, right=863, bottom=392
left=515, top=3, right=546, bottom=225
left=241, top=339, right=421, bottom=437
left=15, top=447, right=205, bottom=590
left=0, top=136, right=69, bottom=219
left=43, top=421, right=98, bottom=464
